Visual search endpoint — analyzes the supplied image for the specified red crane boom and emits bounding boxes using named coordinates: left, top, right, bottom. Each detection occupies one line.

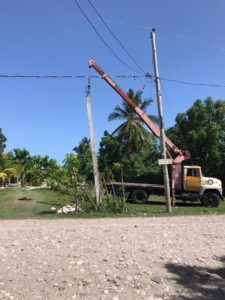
left=89, top=59, right=190, bottom=164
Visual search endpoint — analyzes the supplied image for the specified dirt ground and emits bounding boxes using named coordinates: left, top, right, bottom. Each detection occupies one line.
left=0, top=216, right=225, bottom=300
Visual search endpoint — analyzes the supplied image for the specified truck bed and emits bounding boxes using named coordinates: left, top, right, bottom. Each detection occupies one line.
left=105, top=182, right=165, bottom=190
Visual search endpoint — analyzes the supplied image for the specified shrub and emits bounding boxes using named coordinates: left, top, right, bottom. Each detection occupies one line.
left=101, top=195, right=125, bottom=213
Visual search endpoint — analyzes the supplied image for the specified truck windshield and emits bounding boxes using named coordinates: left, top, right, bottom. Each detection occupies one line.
left=187, top=169, right=200, bottom=177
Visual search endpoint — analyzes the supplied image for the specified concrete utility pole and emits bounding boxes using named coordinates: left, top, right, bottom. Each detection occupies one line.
left=151, top=28, right=172, bottom=213
left=86, top=79, right=101, bottom=210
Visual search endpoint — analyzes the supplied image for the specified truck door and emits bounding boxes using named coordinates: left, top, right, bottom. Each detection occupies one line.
left=185, top=168, right=201, bottom=192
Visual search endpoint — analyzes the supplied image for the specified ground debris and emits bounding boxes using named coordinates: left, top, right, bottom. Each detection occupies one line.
left=56, top=204, right=82, bottom=214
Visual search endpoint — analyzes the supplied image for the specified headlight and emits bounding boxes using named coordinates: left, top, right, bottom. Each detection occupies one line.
left=207, top=179, right=213, bottom=185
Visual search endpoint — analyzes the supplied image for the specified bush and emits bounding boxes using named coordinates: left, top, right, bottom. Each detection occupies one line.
left=75, top=189, right=96, bottom=212
left=101, top=195, right=125, bottom=213
left=50, top=179, right=127, bottom=214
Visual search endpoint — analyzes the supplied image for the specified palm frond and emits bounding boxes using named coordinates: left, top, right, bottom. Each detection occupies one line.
left=108, top=105, right=129, bottom=121
left=108, top=112, right=123, bottom=122
left=111, top=122, right=127, bottom=136
left=140, top=99, right=153, bottom=112
left=134, top=90, right=143, bottom=105
left=114, top=105, right=129, bottom=117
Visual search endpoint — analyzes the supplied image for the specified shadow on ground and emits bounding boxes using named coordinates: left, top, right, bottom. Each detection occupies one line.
left=147, top=200, right=202, bottom=207
left=165, top=256, right=225, bottom=299
left=18, top=197, right=33, bottom=201
left=37, top=211, right=56, bottom=215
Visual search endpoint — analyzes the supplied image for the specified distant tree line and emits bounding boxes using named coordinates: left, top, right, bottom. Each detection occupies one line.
left=0, top=91, right=225, bottom=193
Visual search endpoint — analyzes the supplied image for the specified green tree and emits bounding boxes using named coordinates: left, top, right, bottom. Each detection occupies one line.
left=13, top=148, right=31, bottom=186
left=63, top=153, right=80, bottom=187
left=98, top=131, right=161, bottom=183
left=108, top=89, right=157, bottom=154
left=73, top=137, right=93, bottom=181
left=49, top=167, right=68, bottom=190
left=25, top=155, right=58, bottom=186
left=0, top=128, right=7, bottom=171
left=0, top=151, right=15, bottom=171
left=46, top=158, right=58, bottom=178
left=0, top=128, right=7, bottom=156
left=98, top=131, right=122, bottom=180
left=167, top=97, right=225, bottom=190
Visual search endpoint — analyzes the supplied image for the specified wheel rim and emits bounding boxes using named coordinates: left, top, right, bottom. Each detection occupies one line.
left=132, top=190, right=147, bottom=203
left=136, top=192, right=144, bottom=201
left=205, top=193, right=219, bottom=207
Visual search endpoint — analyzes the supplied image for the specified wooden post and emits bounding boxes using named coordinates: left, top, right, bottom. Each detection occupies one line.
left=85, top=78, right=101, bottom=210
left=172, top=179, right=175, bottom=207
left=151, top=29, right=172, bottom=213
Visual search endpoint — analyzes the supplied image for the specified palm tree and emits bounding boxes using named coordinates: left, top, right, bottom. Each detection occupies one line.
left=108, top=89, right=158, bottom=153
left=13, top=148, right=31, bottom=186
left=63, top=153, right=80, bottom=187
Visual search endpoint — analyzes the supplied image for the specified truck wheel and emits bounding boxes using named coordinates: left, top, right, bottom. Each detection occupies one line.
left=202, top=192, right=221, bottom=208
left=132, top=189, right=148, bottom=204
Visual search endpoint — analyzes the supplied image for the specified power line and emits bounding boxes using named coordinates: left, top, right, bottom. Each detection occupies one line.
left=161, top=80, right=189, bottom=152
left=87, top=0, right=146, bottom=74
left=0, top=74, right=88, bottom=79
left=0, top=74, right=145, bottom=79
left=160, top=80, right=176, bottom=119
left=0, top=73, right=224, bottom=89
left=159, top=77, right=225, bottom=88
left=73, top=0, right=142, bottom=74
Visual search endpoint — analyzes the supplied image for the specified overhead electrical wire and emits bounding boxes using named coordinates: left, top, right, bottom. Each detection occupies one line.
left=160, top=77, right=225, bottom=88
left=0, top=73, right=224, bottom=88
left=87, top=0, right=146, bottom=74
left=73, top=0, right=142, bottom=74
left=0, top=75, right=91, bottom=79
left=0, top=74, right=145, bottom=79
left=160, top=80, right=176, bottom=121
left=161, top=80, right=190, bottom=153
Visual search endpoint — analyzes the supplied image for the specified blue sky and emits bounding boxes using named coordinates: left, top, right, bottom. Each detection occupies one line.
left=0, top=0, right=225, bottom=163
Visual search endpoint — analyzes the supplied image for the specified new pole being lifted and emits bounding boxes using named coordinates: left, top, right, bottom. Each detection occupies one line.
left=85, top=78, right=101, bottom=210
left=151, top=28, right=172, bottom=213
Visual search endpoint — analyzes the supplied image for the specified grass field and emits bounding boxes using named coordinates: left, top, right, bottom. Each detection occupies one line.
left=0, top=188, right=224, bottom=219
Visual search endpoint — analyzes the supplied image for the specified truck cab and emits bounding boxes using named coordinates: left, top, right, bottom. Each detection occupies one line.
left=182, top=166, right=223, bottom=207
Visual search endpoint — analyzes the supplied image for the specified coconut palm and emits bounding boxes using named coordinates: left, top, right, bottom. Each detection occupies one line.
left=13, top=148, right=31, bottom=186
left=108, top=89, right=158, bottom=153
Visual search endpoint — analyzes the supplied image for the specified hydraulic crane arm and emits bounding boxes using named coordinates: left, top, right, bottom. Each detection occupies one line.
left=89, top=59, right=190, bottom=163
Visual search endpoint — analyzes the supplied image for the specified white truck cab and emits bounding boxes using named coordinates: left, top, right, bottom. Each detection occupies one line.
left=183, top=166, right=223, bottom=207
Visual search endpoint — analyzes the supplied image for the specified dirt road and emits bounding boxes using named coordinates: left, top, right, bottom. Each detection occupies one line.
left=0, top=216, right=225, bottom=300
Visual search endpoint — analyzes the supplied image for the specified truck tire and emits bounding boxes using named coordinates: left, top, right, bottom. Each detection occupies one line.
left=132, top=189, right=148, bottom=204
left=202, top=192, right=221, bottom=208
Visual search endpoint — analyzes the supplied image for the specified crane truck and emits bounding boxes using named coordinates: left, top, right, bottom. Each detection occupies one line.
left=89, top=59, right=223, bottom=207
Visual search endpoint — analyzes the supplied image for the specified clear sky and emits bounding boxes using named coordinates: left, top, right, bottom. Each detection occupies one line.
left=0, top=0, right=225, bottom=163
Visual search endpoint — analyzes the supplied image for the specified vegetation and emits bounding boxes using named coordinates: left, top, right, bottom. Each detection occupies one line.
left=108, top=89, right=158, bottom=154
left=0, top=188, right=224, bottom=219
left=167, top=97, right=225, bottom=191
left=73, top=137, right=93, bottom=181
left=0, top=128, right=7, bottom=156
left=98, top=131, right=162, bottom=183
left=0, top=93, right=224, bottom=218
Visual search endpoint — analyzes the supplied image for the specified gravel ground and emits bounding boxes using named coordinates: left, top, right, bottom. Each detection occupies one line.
left=0, top=216, right=225, bottom=300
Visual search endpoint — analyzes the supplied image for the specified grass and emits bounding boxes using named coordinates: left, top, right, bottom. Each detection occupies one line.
left=0, top=188, right=224, bottom=219
left=0, top=188, right=71, bottom=219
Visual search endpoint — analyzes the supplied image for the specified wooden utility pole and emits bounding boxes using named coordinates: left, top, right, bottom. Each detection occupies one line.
left=151, top=28, right=172, bottom=213
left=86, top=78, right=101, bottom=210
